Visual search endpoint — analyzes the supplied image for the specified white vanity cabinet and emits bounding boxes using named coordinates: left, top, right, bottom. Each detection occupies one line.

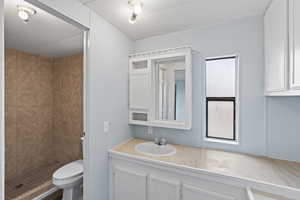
left=148, top=176, right=181, bottom=200
left=182, top=184, right=236, bottom=200
left=109, top=155, right=248, bottom=200
left=264, top=0, right=300, bottom=96
left=109, top=152, right=297, bottom=200
left=113, top=168, right=147, bottom=200
left=247, top=189, right=291, bottom=200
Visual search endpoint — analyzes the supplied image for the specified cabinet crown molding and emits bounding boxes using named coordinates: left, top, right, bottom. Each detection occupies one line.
left=129, top=46, right=192, bottom=59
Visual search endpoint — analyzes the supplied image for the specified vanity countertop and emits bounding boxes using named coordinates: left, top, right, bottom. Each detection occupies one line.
left=111, top=138, right=300, bottom=191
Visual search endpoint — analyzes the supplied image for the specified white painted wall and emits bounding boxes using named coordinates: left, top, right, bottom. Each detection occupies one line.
left=133, top=16, right=266, bottom=156
left=85, top=11, right=133, bottom=200
left=0, top=1, right=4, bottom=199
left=266, top=97, right=300, bottom=162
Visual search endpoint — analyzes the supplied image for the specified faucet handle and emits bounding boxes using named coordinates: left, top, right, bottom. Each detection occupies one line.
left=160, top=138, right=167, bottom=145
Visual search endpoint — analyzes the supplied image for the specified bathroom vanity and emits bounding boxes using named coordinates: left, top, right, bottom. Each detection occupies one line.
left=109, top=139, right=300, bottom=200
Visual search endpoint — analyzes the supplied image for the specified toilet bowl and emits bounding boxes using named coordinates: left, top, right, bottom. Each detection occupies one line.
left=53, top=160, right=83, bottom=200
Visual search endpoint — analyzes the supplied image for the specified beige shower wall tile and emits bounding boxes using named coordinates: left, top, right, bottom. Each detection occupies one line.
left=5, top=106, right=17, bottom=181
left=5, top=49, right=17, bottom=91
left=16, top=54, right=53, bottom=107
left=5, top=49, right=55, bottom=179
left=5, top=49, right=83, bottom=181
left=5, top=49, right=17, bottom=107
left=16, top=105, right=40, bottom=175
left=5, top=49, right=18, bottom=181
left=53, top=53, right=83, bottom=165
left=16, top=51, right=39, bottom=92
left=5, top=89, right=16, bottom=107
left=16, top=104, right=54, bottom=173
left=17, top=90, right=51, bottom=107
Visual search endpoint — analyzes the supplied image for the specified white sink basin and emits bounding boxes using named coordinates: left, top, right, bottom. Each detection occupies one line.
left=135, top=142, right=176, bottom=157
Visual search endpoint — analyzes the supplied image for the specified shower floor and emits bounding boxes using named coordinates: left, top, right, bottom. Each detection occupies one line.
left=5, top=163, right=62, bottom=200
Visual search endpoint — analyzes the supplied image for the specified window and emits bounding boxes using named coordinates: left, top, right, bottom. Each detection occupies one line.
left=205, top=56, right=237, bottom=141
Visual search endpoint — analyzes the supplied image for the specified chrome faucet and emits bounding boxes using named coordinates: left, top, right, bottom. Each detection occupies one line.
left=154, top=137, right=167, bottom=146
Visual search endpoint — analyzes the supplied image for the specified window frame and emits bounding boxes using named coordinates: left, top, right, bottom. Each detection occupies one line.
left=206, top=97, right=236, bottom=141
left=204, top=55, right=239, bottom=144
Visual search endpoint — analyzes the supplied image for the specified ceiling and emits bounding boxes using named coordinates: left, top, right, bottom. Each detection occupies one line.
left=5, top=0, right=83, bottom=57
left=80, top=0, right=271, bottom=40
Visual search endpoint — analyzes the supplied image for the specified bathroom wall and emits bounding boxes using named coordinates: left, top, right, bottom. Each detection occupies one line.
left=5, top=49, right=55, bottom=181
left=266, top=97, right=300, bottom=162
left=5, top=49, right=83, bottom=182
left=132, top=16, right=300, bottom=162
left=53, top=53, right=83, bottom=165
left=133, top=16, right=266, bottom=157
left=86, top=12, right=133, bottom=200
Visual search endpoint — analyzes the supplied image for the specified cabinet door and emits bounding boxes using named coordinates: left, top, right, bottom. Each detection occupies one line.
left=148, top=176, right=180, bottom=200
left=264, top=0, right=288, bottom=92
left=129, top=73, right=150, bottom=109
left=182, top=184, right=236, bottom=200
left=289, top=0, right=300, bottom=89
left=113, top=168, right=147, bottom=200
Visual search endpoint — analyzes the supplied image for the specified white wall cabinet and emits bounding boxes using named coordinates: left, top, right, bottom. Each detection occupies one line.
left=129, top=59, right=151, bottom=125
left=264, top=0, right=288, bottom=93
left=289, top=0, right=300, bottom=90
left=264, top=0, right=300, bottom=96
left=128, top=47, right=193, bottom=129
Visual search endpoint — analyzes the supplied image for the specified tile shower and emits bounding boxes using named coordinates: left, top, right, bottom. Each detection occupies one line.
left=5, top=49, right=83, bottom=199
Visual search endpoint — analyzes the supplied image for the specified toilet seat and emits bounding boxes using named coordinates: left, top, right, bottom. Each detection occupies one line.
left=54, top=160, right=83, bottom=180
left=53, top=160, right=83, bottom=188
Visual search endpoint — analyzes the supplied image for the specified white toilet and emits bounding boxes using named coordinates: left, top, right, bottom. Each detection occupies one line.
left=53, top=160, right=83, bottom=200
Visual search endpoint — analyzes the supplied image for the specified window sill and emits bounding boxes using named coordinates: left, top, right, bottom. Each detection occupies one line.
left=204, top=138, right=239, bottom=146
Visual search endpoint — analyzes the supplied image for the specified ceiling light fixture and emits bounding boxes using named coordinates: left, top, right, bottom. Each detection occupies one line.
left=17, top=5, right=36, bottom=23
left=128, top=0, right=143, bottom=24
left=128, top=13, right=138, bottom=24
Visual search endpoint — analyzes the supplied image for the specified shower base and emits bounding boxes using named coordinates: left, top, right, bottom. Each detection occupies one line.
left=5, top=163, right=62, bottom=200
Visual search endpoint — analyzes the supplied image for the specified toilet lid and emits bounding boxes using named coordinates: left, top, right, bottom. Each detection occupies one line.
left=53, top=160, right=83, bottom=180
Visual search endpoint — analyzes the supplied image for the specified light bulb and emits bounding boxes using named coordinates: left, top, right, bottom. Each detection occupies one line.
left=128, top=0, right=143, bottom=24
left=128, top=13, right=138, bottom=24
left=18, top=10, right=29, bottom=21
left=17, top=5, right=37, bottom=23
left=133, top=3, right=142, bottom=14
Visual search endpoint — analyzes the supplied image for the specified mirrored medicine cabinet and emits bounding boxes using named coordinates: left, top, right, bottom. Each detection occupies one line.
left=128, top=47, right=192, bottom=130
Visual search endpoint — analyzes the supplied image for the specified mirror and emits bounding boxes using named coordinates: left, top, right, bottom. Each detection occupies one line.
left=154, top=56, right=186, bottom=122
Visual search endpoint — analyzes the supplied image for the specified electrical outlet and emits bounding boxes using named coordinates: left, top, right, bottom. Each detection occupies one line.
left=104, top=121, right=110, bottom=133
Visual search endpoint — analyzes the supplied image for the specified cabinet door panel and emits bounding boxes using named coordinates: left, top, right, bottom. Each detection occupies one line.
left=113, top=168, right=147, bottom=200
left=182, top=184, right=236, bottom=200
left=264, top=0, right=288, bottom=92
left=290, top=0, right=300, bottom=88
left=129, top=74, right=150, bottom=109
left=148, top=176, right=180, bottom=200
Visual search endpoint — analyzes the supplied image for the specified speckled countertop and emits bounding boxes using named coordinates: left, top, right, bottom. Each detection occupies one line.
left=111, top=138, right=300, bottom=191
